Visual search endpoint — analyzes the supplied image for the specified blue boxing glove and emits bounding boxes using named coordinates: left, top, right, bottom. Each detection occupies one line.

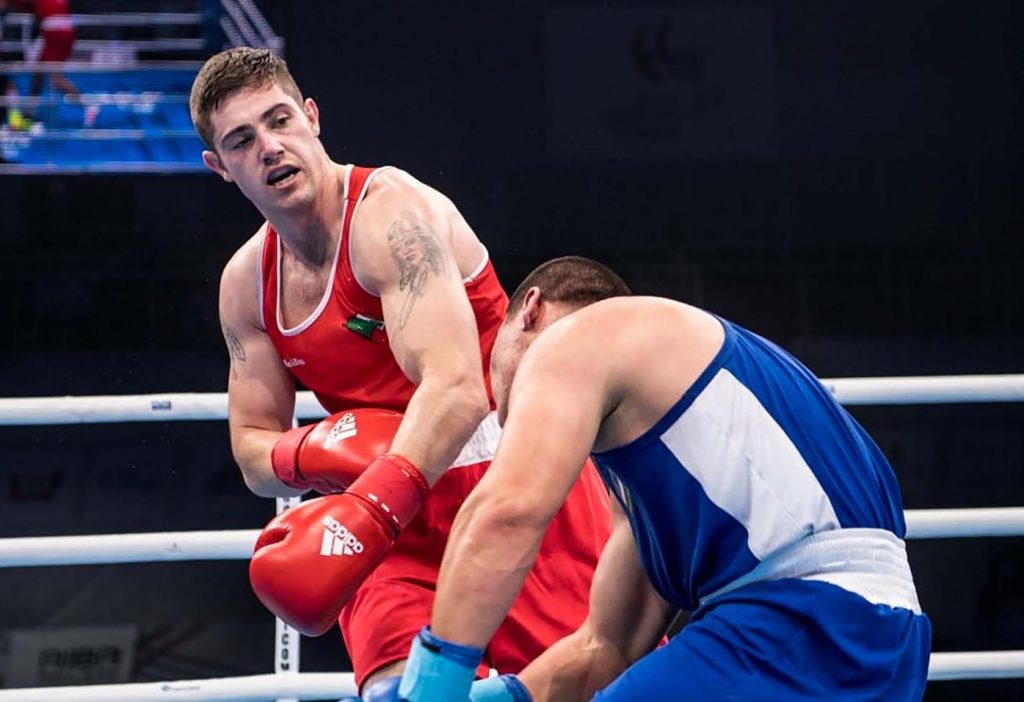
left=361, top=675, right=402, bottom=701
left=470, top=674, right=532, bottom=702
left=361, top=670, right=533, bottom=702
left=396, top=626, right=483, bottom=701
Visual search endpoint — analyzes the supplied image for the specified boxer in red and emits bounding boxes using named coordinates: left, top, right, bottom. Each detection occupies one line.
left=188, top=48, right=611, bottom=692
left=2, top=0, right=81, bottom=112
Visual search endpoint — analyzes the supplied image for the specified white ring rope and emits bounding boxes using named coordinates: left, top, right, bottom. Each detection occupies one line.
left=0, top=391, right=325, bottom=425
left=0, top=652, right=1017, bottom=701
left=1, top=373, right=1021, bottom=426
left=2, top=507, right=1023, bottom=568
left=905, top=507, right=1024, bottom=539
left=0, top=530, right=257, bottom=567
left=928, top=651, right=1024, bottom=681
left=823, top=374, right=1024, bottom=405
left=0, top=673, right=356, bottom=701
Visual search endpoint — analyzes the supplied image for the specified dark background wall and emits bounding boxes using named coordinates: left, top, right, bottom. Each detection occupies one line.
left=1, top=1, right=1022, bottom=698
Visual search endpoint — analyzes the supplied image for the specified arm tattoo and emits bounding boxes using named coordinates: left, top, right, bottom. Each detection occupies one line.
left=224, top=325, right=247, bottom=366
left=387, top=211, right=448, bottom=329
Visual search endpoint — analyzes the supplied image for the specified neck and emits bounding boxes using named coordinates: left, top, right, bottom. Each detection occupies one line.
left=267, top=158, right=345, bottom=269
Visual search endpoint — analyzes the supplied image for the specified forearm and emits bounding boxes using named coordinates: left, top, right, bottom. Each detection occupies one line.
left=514, top=509, right=675, bottom=701
left=389, top=372, right=489, bottom=485
left=231, top=425, right=307, bottom=498
left=517, top=630, right=629, bottom=702
left=432, top=498, right=546, bottom=648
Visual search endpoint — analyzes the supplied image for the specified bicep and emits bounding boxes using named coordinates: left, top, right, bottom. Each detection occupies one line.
left=225, top=326, right=296, bottom=434
left=219, top=272, right=295, bottom=435
left=367, top=204, right=483, bottom=385
left=588, top=502, right=676, bottom=662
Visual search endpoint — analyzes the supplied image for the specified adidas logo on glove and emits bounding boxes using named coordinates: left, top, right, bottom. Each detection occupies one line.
left=320, top=515, right=364, bottom=556
left=323, top=412, right=357, bottom=449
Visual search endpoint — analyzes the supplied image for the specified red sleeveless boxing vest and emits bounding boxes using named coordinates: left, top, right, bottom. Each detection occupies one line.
left=259, top=165, right=508, bottom=412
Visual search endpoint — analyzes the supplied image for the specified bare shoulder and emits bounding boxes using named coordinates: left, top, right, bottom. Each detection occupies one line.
left=219, top=223, right=268, bottom=327
left=542, top=296, right=709, bottom=348
left=221, top=224, right=266, bottom=287
left=536, top=297, right=724, bottom=450
left=357, top=168, right=466, bottom=247
left=360, top=166, right=446, bottom=216
left=532, top=296, right=723, bottom=392
left=350, top=167, right=467, bottom=292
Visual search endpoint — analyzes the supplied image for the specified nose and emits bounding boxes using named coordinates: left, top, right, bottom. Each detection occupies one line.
left=257, top=129, right=284, bottom=164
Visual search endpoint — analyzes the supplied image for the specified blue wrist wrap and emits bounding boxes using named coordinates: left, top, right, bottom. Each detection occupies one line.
left=398, top=626, right=483, bottom=702
left=470, top=674, right=533, bottom=702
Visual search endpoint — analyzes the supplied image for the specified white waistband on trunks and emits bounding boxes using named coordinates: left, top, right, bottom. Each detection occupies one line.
left=699, top=528, right=922, bottom=614
left=449, top=411, right=502, bottom=469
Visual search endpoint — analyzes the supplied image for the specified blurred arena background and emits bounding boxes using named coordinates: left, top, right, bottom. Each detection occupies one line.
left=0, top=1, right=1021, bottom=699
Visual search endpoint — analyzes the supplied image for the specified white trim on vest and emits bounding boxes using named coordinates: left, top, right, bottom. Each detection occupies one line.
left=660, top=368, right=841, bottom=561
left=276, top=165, right=352, bottom=337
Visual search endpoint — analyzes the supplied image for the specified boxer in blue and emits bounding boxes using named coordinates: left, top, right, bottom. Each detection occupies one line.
left=364, top=255, right=931, bottom=701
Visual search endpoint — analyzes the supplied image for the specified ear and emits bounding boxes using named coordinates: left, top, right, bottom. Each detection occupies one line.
left=519, top=286, right=544, bottom=331
left=304, top=97, right=320, bottom=138
left=202, top=150, right=232, bottom=183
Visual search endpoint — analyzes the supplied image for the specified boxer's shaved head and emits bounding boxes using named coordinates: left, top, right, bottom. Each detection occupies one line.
left=506, top=256, right=631, bottom=317
left=491, top=256, right=630, bottom=425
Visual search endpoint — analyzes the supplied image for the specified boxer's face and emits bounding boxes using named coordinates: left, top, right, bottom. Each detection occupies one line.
left=202, top=83, right=324, bottom=213
left=491, top=288, right=572, bottom=426
left=489, top=316, right=531, bottom=427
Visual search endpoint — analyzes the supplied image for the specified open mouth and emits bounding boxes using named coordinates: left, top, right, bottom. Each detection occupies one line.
left=266, top=166, right=300, bottom=187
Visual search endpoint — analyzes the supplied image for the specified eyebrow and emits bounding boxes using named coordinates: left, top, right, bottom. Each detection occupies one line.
left=219, top=102, right=293, bottom=148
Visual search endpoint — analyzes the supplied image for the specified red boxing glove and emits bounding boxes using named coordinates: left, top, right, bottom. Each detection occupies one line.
left=271, top=408, right=403, bottom=494
left=249, top=453, right=429, bottom=636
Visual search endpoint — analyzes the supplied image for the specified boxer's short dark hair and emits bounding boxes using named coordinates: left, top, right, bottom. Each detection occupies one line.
left=190, top=47, right=303, bottom=150
left=507, top=256, right=631, bottom=314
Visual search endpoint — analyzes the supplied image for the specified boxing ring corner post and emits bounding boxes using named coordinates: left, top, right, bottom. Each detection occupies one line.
left=274, top=495, right=303, bottom=702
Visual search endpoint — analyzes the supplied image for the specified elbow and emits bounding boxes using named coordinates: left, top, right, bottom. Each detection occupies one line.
left=460, top=506, right=547, bottom=574
left=233, top=449, right=272, bottom=498
left=240, top=468, right=279, bottom=498
left=463, top=381, right=491, bottom=426
left=443, top=371, right=491, bottom=425
left=231, top=433, right=289, bottom=499
left=467, top=493, right=553, bottom=540
left=240, top=461, right=305, bottom=499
